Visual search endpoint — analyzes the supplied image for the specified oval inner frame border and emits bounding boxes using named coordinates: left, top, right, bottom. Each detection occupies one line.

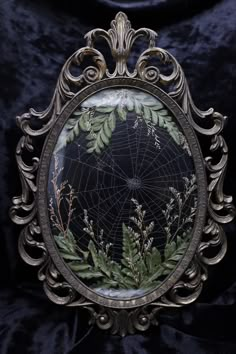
left=37, top=78, right=207, bottom=309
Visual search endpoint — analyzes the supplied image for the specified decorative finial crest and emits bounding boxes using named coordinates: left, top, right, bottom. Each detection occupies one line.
left=85, top=12, right=157, bottom=76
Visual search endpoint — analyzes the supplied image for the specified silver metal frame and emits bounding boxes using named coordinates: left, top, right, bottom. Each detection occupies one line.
left=10, top=12, right=235, bottom=336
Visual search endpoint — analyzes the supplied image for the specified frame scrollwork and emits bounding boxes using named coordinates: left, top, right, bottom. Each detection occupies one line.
left=10, top=12, right=235, bottom=336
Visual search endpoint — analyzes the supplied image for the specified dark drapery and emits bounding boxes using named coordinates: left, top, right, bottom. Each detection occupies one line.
left=1, top=0, right=236, bottom=353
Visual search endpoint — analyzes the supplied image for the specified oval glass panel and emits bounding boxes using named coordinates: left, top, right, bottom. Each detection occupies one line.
left=47, top=88, right=198, bottom=300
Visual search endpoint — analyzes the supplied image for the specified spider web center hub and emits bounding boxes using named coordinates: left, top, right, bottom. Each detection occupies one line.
left=126, top=176, right=142, bottom=190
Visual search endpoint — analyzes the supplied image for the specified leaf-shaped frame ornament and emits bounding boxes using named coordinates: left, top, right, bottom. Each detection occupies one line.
left=10, top=12, right=235, bottom=336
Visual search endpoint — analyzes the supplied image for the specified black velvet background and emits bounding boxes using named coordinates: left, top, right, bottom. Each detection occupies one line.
left=1, top=0, right=236, bottom=353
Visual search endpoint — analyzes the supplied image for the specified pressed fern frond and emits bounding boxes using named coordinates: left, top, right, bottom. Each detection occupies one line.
left=86, top=110, right=116, bottom=154
left=54, top=90, right=191, bottom=155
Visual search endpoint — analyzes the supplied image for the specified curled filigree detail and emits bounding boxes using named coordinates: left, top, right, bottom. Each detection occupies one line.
left=62, top=47, right=107, bottom=87
left=139, top=65, right=160, bottom=84
left=205, top=134, right=235, bottom=224
left=88, top=306, right=161, bottom=337
left=18, top=219, right=47, bottom=266
left=18, top=219, right=92, bottom=307
left=37, top=260, right=77, bottom=305
left=136, top=47, right=179, bottom=84
left=10, top=135, right=38, bottom=225
left=167, top=259, right=204, bottom=305
left=83, top=66, right=102, bottom=83
left=16, top=48, right=107, bottom=139
left=199, top=219, right=227, bottom=265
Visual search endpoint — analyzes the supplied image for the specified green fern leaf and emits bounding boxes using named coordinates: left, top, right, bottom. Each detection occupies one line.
left=55, top=233, right=76, bottom=254
left=66, top=121, right=79, bottom=144
left=97, top=250, right=111, bottom=277
left=145, top=247, right=162, bottom=274
left=158, top=109, right=169, bottom=116
left=108, top=111, right=116, bottom=130
left=143, top=105, right=151, bottom=121
left=88, top=240, right=99, bottom=268
left=96, top=106, right=114, bottom=113
left=121, top=223, right=141, bottom=287
left=147, top=102, right=164, bottom=110
left=101, top=126, right=111, bottom=145
left=79, top=112, right=90, bottom=131
left=161, top=237, right=188, bottom=277
left=164, top=241, right=177, bottom=259
left=60, top=253, right=82, bottom=261
left=68, top=262, right=92, bottom=272
left=121, top=224, right=139, bottom=261
left=95, top=145, right=101, bottom=154
left=139, top=267, right=163, bottom=288
left=76, top=270, right=104, bottom=279
left=134, top=100, right=142, bottom=115
left=87, top=147, right=96, bottom=154
left=72, top=110, right=84, bottom=116
left=136, top=258, right=148, bottom=283
left=97, top=279, right=119, bottom=288
left=157, top=114, right=164, bottom=127
left=86, top=110, right=116, bottom=154
left=96, top=134, right=105, bottom=149
left=140, top=103, right=189, bottom=152
left=126, top=98, right=134, bottom=111
left=117, top=104, right=127, bottom=121
left=102, top=122, right=111, bottom=143
left=151, top=110, right=158, bottom=124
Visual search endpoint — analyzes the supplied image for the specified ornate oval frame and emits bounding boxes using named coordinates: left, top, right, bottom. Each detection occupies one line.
left=10, top=12, right=235, bottom=336
left=38, top=77, right=207, bottom=309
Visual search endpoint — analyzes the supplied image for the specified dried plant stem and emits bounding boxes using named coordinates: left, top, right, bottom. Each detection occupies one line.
left=52, top=176, right=65, bottom=235
left=65, top=187, right=76, bottom=233
left=49, top=155, right=77, bottom=238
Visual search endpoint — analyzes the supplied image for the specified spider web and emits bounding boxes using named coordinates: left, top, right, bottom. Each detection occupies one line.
left=49, top=91, right=197, bottom=263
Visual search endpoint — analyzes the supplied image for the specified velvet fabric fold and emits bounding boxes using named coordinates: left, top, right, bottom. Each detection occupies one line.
left=1, top=283, right=236, bottom=353
left=1, top=0, right=236, bottom=352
